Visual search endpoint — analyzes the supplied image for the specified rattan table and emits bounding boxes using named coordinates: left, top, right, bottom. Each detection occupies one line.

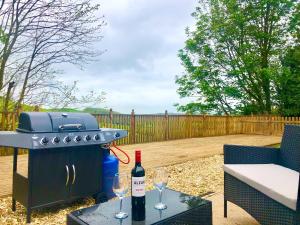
left=67, top=188, right=212, bottom=225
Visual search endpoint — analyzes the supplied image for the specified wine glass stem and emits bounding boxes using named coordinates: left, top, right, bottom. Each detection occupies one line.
left=159, top=190, right=162, bottom=204
left=120, top=197, right=123, bottom=213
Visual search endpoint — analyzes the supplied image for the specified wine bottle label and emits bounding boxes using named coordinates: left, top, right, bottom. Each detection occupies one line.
left=132, top=176, right=145, bottom=197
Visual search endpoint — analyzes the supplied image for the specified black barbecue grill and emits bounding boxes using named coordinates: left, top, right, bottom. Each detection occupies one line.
left=0, top=112, right=127, bottom=223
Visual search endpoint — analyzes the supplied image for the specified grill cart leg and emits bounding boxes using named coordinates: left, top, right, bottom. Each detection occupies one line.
left=26, top=208, right=31, bottom=223
left=12, top=148, right=18, bottom=211
left=224, top=197, right=227, bottom=218
left=27, top=149, right=33, bottom=223
left=12, top=198, right=16, bottom=211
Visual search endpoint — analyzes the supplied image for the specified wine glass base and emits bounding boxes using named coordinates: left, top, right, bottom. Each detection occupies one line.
left=154, top=203, right=167, bottom=210
left=115, top=212, right=128, bottom=219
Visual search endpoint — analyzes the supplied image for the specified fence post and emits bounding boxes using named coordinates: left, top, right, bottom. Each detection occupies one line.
left=130, top=109, right=135, bottom=144
left=12, top=112, right=16, bottom=131
left=17, top=105, right=22, bottom=117
left=1, top=112, right=4, bottom=130
left=189, top=115, right=193, bottom=138
left=268, top=115, right=272, bottom=135
left=202, top=114, right=206, bottom=137
left=109, top=108, right=113, bottom=128
left=164, top=110, right=169, bottom=140
left=34, top=105, right=40, bottom=112
left=3, top=111, right=8, bottom=130
left=225, top=115, right=229, bottom=135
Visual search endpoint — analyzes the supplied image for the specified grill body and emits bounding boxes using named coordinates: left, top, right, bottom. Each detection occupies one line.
left=1, top=112, right=127, bottom=223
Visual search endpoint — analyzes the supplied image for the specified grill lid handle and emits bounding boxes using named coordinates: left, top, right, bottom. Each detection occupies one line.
left=58, top=124, right=83, bottom=132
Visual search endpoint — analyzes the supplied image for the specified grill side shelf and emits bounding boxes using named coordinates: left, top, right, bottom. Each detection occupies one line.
left=0, top=132, right=33, bottom=149
left=0, top=129, right=128, bottom=149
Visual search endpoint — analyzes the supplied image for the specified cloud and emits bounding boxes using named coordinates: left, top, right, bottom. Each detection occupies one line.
left=60, top=0, right=197, bottom=113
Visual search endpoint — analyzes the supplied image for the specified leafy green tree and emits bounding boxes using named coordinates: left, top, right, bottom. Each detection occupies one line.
left=176, top=0, right=299, bottom=115
left=276, top=45, right=300, bottom=116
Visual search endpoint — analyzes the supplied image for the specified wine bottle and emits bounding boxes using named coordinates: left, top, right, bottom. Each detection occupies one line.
left=131, top=150, right=146, bottom=221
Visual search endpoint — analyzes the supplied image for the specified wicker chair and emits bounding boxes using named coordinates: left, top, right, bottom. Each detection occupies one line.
left=224, top=125, right=300, bottom=225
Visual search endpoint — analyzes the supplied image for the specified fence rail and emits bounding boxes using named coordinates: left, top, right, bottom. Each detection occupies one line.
left=94, top=110, right=298, bottom=144
left=0, top=110, right=298, bottom=156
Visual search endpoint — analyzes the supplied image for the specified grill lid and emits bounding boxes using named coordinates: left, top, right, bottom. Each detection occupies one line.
left=17, top=112, right=99, bottom=133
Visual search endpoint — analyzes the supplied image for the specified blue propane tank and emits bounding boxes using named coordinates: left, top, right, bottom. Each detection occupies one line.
left=103, top=149, right=119, bottom=199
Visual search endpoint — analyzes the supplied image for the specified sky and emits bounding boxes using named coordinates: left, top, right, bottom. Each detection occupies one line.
left=61, top=0, right=198, bottom=114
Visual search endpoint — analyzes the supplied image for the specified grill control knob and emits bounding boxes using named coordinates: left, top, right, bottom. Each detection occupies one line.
left=93, top=134, right=100, bottom=141
left=84, top=135, right=91, bottom=142
left=64, top=136, right=71, bottom=143
left=115, top=132, right=121, bottom=138
left=74, top=136, right=82, bottom=143
left=52, top=136, right=60, bottom=144
left=40, top=137, right=49, bottom=145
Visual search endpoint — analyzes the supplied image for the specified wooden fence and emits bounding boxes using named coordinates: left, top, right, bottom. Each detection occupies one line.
left=0, top=110, right=298, bottom=156
left=94, top=110, right=299, bottom=144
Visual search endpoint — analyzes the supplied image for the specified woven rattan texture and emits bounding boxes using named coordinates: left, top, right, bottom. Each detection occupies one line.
left=224, top=125, right=300, bottom=225
left=224, top=145, right=279, bottom=164
left=279, top=125, right=300, bottom=172
left=224, top=173, right=297, bottom=225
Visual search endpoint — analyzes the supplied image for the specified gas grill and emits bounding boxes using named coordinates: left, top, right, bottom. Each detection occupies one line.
left=0, top=112, right=127, bottom=149
left=0, top=112, right=127, bottom=223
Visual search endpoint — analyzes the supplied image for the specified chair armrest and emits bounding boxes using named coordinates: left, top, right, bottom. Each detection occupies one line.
left=224, top=144, right=279, bottom=164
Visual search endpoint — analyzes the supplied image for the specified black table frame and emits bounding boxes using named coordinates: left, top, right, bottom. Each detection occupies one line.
left=67, top=189, right=212, bottom=225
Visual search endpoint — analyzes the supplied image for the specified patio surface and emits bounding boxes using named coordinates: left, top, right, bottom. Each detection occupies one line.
left=0, top=134, right=280, bottom=197
left=206, top=193, right=259, bottom=225
left=0, top=134, right=281, bottom=224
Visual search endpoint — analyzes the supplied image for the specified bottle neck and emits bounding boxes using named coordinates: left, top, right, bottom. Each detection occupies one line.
left=135, top=161, right=141, bottom=166
left=135, top=151, right=141, bottom=165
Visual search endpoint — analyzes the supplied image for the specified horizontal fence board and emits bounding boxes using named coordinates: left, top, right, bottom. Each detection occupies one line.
left=0, top=111, right=296, bottom=156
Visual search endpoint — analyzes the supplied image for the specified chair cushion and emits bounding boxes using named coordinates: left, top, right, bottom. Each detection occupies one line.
left=224, top=164, right=299, bottom=210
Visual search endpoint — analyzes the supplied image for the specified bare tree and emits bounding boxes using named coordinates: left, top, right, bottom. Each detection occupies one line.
left=0, top=1, right=4, bottom=10
left=0, top=0, right=105, bottom=112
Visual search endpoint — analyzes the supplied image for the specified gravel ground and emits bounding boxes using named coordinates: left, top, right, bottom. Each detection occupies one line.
left=0, top=154, right=223, bottom=225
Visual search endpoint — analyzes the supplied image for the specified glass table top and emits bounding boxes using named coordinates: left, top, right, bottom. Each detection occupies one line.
left=70, top=188, right=211, bottom=225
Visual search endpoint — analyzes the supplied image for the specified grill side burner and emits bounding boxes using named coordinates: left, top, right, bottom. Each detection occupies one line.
left=1, top=112, right=128, bottom=223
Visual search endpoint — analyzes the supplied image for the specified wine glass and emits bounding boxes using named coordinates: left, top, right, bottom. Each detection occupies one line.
left=113, top=173, right=129, bottom=219
left=153, top=167, right=168, bottom=210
